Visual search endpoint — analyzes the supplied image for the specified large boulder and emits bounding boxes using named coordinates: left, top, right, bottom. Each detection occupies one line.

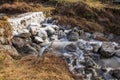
left=99, top=42, right=118, bottom=58
left=12, top=36, right=38, bottom=55
left=67, top=31, right=79, bottom=41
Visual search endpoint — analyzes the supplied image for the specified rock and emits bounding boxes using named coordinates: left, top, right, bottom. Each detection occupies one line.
left=103, top=73, right=115, bottom=80
left=77, top=40, right=93, bottom=51
left=111, top=69, right=120, bottom=79
left=93, top=32, right=104, bottom=39
left=107, top=33, right=114, bottom=40
left=51, top=25, right=59, bottom=30
left=37, top=29, right=47, bottom=40
left=18, top=29, right=29, bottom=34
left=18, top=44, right=38, bottom=55
left=15, top=33, right=31, bottom=39
left=115, top=46, right=120, bottom=50
left=93, top=32, right=108, bottom=41
left=34, top=36, right=44, bottom=43
left=67, top=31, right=79, bottom=41
left=12, top=37, right=25, bottom=48
left=99, top=42, right=118, bottom=58
left=89, top=41, right=102, bottom=53
left=30, top=43, right=41, bottom=51
left=46, top=17, right=53, bottom=23
left=28, top=24, right=39, bottom=36
left=58, top=30, right=66, bottom=39
left=12, top=36, right=38, bottom=55
left=0, top=45, right=19, bottom=57
left=99, top=56, right=120, bottom=68
left=46, top=26, right=55, bottom=37
left=65, top=43, right=77, bottom=52
left=115, top=49, right=120, bottom=57
left=50, top=35, right=58, bottom=41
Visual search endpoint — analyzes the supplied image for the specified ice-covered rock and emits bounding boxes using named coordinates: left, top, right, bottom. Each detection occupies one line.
left=8, top=12, right=44, bottom=36
left=28, top=23, right=41, bottom=36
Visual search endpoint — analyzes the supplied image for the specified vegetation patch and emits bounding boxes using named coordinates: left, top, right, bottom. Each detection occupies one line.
left=53, top=1, right=120, bottom=35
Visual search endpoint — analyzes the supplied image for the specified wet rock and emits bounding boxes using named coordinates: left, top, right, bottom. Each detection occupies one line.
left=34, top=36, right=44, bottom=43
left=46, top=17, right=53, bottom=23
left=99, top=42, right=118, bottom=58
left=103, top=73, right=115, bottom=80
left=18, top=44, right=38, bottom=55
left=85, top=57, right=96, bottom=68
left=67, top=31, right=79, bottom=41
left=46, top=26, right=55, bottom=37
left=15, top=33, right=31, bottom=39
left=50, top=35, right=58, bottom=41
left=99, top=56, right=120, bottom=68
left=58, top=30, right=66, bottom=39
left=89, top=41, right=102, bottom=53
left=30, top=43, right=41, bottom=51
left=115, top=49, right=120, bottom=57
left=65, top=43, right=77, bottom=52
left=77, top=40, right=93, bottom=51
left=111, top=69, right=120, bottom=79
left=79, top=30, right=92, bottom=40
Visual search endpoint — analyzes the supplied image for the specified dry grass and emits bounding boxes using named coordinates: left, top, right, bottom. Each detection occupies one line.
left=54, top=1, right=120, bottom=35
left=85, top=1, right=105, bottom=8
left=0, top=2, right=55, bottom=17
left=0, top=53, right=74, bottom=80
left=0, top=19, right=12, bottom=43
